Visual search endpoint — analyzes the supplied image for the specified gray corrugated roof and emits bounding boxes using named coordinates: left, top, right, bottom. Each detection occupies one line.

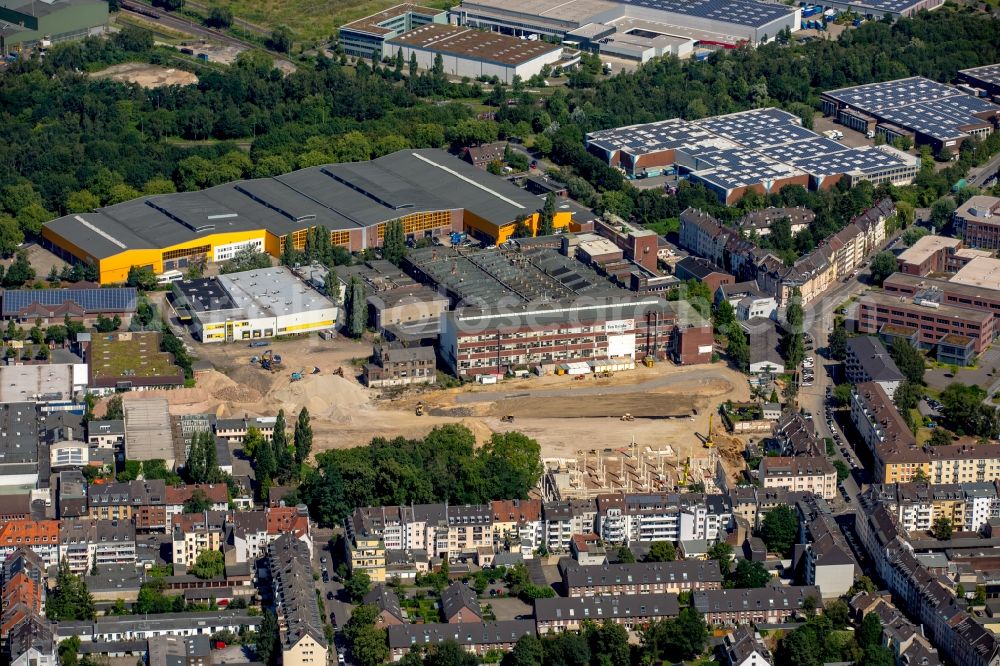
left=44, top=150, right=542, bottom=260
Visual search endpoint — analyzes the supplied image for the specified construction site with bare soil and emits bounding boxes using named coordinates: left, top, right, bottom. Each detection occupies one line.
left=98, top=333, right=752, bottom=486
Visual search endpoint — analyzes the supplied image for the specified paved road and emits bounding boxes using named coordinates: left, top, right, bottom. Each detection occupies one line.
left=455, top=366, right=741, bottom=404
left=967, top=150, right=1000, bottom=187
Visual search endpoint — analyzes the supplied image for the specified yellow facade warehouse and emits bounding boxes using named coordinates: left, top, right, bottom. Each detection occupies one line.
left=42, top=149, right=574, bottom=285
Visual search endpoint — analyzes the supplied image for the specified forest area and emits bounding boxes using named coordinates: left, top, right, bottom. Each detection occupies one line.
left=0, top=7, right=998, bottom=263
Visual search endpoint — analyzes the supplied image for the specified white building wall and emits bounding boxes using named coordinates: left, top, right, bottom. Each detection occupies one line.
left=390, top=43, right=561, bottom=84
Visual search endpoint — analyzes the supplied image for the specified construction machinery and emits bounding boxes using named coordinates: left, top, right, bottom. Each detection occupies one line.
left=333, top=367, right=344, bottom=377
left=500, top=414, right=515, bottom=423
left=291, top=370, right=304, bottom=382
left=703, top=413, right=715, bottom=448
left=596, top=371, right=614, bottom=378
left=311, top=367, right=321, bottom=374
left=415, top=402, right=425, bottom=416
left=260, top=350, right=275, bottom=371
left=620, top=413, right=634, bottom=422
left=643, top=357, right=655, bottom=368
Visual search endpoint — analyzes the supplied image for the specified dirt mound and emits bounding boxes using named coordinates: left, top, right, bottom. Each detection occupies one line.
left=214, top=385, right=263, bottom=403
left=268, top=374, right=370, bottom=422
left=226, top=365, right=275, bottom=397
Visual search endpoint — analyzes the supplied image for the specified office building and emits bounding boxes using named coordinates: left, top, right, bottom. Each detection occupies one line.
left=337, top=3, right=448, bottom=59
left=172, top=267, right=337, bottom=343
left=953, top=196, right=1000, bottom=249
left=42, top=150, right=568, bottom=284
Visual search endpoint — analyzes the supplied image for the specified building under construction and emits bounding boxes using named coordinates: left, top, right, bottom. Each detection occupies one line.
left=542, top=440, right=722, bottom=501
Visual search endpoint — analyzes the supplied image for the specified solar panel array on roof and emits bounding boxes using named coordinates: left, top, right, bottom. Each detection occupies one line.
left=959, top=64, right=1000, bottom=88
left=824, top=77, right=959, bottom=112
left=618, top=0, right=791, bottom=27
left=1, top=288, right=138, bottom=316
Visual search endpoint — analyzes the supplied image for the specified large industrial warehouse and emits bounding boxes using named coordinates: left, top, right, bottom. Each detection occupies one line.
left=586, top=108, right=918, bottom=204
left=821, top=76, right=1000, bottom=152
left=42, top=149, right=572, bottom=284
left=337, top=3, right=449, bottom=60
left=453, top=0, right=800, bottom=59
left=386, top=24, right=564, bottom=83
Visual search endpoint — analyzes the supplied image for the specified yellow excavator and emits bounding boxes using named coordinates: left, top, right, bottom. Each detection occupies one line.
left=704, top=413, right=714, bottom=448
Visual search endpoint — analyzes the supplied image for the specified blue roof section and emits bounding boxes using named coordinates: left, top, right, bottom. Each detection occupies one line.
left=823, top=77, right=960, bottom=113
left=1, top=288, right=139, bottom=316
left=618, top=0, right=795, bottom=27
left=793, top=146, right=913, bottom=177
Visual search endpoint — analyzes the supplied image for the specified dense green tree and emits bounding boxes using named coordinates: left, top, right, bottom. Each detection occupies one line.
left=345, top=275, right=367, bottom=338
left=616, top=545, right=636, bottom=563
left=828, top=325, right=848, bottom=362
left=727, top=323, right=749, bottom=373
left=105, top=394, right=125, bottom=420
left=538, top=193, right=556, bottom=236
left=0, top=215, right=24, bottom=256
left=206, top=6, right=233, bottom=28
left=46, top=561, right=96, bottom=621
left=646, top=541, right=676, bottom=562
left=190, top=549, right=224, bottom=579
left=869, top=251, right=897, bottom=286
left=4, top=251, right=34, bottom=287
left=183, top=488, right=213, bottom=514
left=294, top=407, right=313, bottom=465
left=382, top=219, right=406, bottom=266
left=272, top=409, right=295, bottom=482
left=725, top=558, right=770, bottom=589
left=760, top=505, right=799, bottom=557
left=940, top=382, right=999, bottom=438
left=221, top=247, right=272, bottom=274
left=933, top=515, right=953, bottom=540
left=126, top=265, right=157, bottom=291
left=345, top=571, right=372, bottom=603
left=640, top=607, right=708, bottom=662
left=890, top=340, right=925, bottom=385
left=255, top=610, right=279, bottom=666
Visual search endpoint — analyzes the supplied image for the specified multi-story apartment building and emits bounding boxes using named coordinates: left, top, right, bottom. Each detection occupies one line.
left=855, top=502, right=1000, bottom=666
left=535, top=594, right=680, bottom=634
left=595, top=493, right=732, bottom=544
left=171, top=511, right=228, bottom=568
left=87, top=480, right=166, bottom=522
left=851, top=382, right=926, bottom=484
left=929, top=444, right=1000, bottom=485
left=845, top=336, right=904, bottom=400
left=232, top=507, right=311, bottom=564
left=86, top=420, right=125, bottom=449
left=542, top=499, right=597, bottom=551
left=440, top=297, right=713, bottom=377
left=693, top=586, right=822, bottom=626
left=869, top=481, right=1000, bottom=533
left=59, top=519, right=136, bottom=575
left=490, top=500, right=543, bottom=554
left=164, top=484, right=229, bottom=529
left=0, top=521, right=60, bottom=568
left=561, top=561, right=723, bottom=597
left=759, top=457, right=837, bottom=500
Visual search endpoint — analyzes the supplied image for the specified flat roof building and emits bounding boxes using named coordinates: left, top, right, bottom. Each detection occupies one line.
left=173, top=267, right=337, bottom=343
left=42, top=149, right=572, bottom=284
left=821, top=77, right=1000, bottom=152
left=951, top=256, right=1000, bottom=290
left=0, top=403, right=39, bottom=491
left=0, top=362, right=89, bottom=403
left=123, top=398, right=177, bottom=469
left=953, top=195, right=1000, bottom=250
left=957, top=63, right=1000, bottom=99
left=586, top=108, right=917, bottom=203
left=453, top=0, right=800, bottom=53
left=896, top=235, right=962, bottom=276
left=85, top=332, right=185, bottom=392
left=386, top=24, right=565, bottom=84
left=337, top=3, right=448, bottom=59
left=0, top=0, right=108, bottom=53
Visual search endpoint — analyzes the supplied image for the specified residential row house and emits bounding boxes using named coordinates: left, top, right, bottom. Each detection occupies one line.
left=856, top=500, right=1000, bottom=666
left=793, top=498, right=859, bottom=599
left=849, top=592, right=943, bottom=666
left=866, top=481, right=1000, bottom=533
left=386, top=621, right=535, bottom=662
left=759, top=456, right=837, bottom=500
left=534, top=593, right=679, bottom=634
left=692, top=586, right=822, bottom=626
left=560, top=560, right=723, bottom=597
left=268, top=534, right=328, bottom=666
left=0, top=521, right=60, bottom=569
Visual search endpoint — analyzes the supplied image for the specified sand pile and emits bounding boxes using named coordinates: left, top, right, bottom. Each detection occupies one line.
left=268, top=374, right=370, bottom=422
left=225, top=365, right=274, bottom=397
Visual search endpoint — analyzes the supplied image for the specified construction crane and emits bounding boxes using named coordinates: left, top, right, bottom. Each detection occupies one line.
left=704, top=413, right=714, bottom=448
